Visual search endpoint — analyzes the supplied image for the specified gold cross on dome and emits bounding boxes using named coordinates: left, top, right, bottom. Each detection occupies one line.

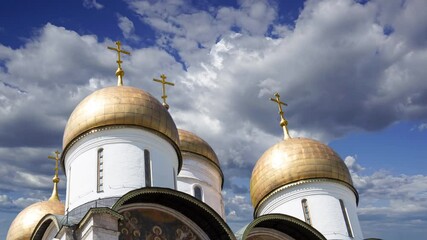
left=153, top=74, right=175, bottom=110
left=48, top=150, right=60, bottom=181
left=47, top=150, right=61, bottom=201
left=270, top=92, right=291, bottom=139
left=107, top=41, right=130, bottom=70
left=107, top=41, right=131, bottom=86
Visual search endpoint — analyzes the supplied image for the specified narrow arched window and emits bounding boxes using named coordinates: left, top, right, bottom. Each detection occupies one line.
left=172, top=168, right=177, bottom=190
left=301, top=199, right=311, bottom=225
left=340, top=199, right=354, bottom=237
left=66, top=166, right=71, bottom=207
left=97, top=148, right=104, bottom=192
left=144, top=149, right=152, bottom=187
left=193, top=185, right=203, bottom=201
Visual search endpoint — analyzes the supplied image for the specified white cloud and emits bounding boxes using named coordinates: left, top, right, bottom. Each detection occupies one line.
left=83, top=0, right=104, bottom=10
left=223, top=192, right=253, bottom=228
left=15, top=171, right=52, bottom=188
left=226, top=210, right=237, bottom=219
left=0, top=24, right=114, bottom=148
left=231, top=0, right=277, bottom=35
left=341, top=156, right=427, bottom=238
left=127, top=0, right=278, bottom=65
left=120, top=0, right=427, bottom=170
left=13, top=197, right=42, bottom=208
left=0, top=195, right=11, bottom=207
left=417, top=123, right=427, bottom=131
left=1, top=0, right=427, bottom=238
left=358, top=172, right=427, bottom=237
left=117, top=15, right=140, bottom=41
left=344, top=155, right=365, bottom=173
left=374, top=0, right=427, bottom=49
left=0, top=44, right=13, bottom=60
left=0, top=194, right=43, bottom=210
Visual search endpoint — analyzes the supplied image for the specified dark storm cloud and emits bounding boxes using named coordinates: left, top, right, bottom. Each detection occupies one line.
left=2, top=81, right=27, bottom=94
left=0, top=147, right=67, bottom=194
left=0, top=111, right=63, bottom=147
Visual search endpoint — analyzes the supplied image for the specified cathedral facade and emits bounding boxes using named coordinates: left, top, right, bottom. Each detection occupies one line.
left=6, top=42, right=363, bottom=240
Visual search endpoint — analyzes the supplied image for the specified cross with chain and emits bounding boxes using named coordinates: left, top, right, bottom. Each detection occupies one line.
left=153, top=74, right=175, bottom=110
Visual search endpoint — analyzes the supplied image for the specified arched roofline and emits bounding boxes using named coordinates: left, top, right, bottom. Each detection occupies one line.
left=112, top=187, right=235, bottom=240
left=31, top=214, right=63, bottom=240
left=243, top=213, right=326, bottom=240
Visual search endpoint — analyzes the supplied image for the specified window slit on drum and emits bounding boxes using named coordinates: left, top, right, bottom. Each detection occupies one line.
left=340, top=199, right=354, bottom=237
left=144, top=149, right=152, bottom=187
left=301, top=199, right=311, bottom=225
left=194, top=185, right=203, bottom=201
left=173, top=168, right=177, bottom=190
left=97, top=148, right=104, bottom=192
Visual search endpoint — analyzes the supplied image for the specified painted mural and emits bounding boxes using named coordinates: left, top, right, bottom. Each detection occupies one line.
left=119, top=207, right=202, bottom=240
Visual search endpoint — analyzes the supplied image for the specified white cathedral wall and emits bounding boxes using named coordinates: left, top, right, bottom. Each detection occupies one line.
left=64, top=127, right=179, bottom=212
left=78, top=214, right=120, bottom=240
left=257, top=181, right=363, bottom=240
left=177, top=154, right=225, bottom=218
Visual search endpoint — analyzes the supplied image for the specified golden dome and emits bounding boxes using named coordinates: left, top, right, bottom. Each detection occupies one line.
left=63, top=86, right=180, bottom=150
left=178, top=129, right=220, bottom=169
left=6, top=199, right=64, bottom=240
left=250, top=138, right=354, bottom=209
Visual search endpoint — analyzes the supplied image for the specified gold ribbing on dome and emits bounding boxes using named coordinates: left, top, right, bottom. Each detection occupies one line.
left=47, top=150, right=61, bottom=201
left=153, top=74, right=175, bottom=110
left=62, top=86, right=181, bottom=162
left=107, top=41, right=131, bottom=86
left=270, top=92, right=291, bottom=139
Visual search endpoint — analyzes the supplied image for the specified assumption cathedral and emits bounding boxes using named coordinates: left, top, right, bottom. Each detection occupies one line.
left=6, top=41, right=364, bottom=240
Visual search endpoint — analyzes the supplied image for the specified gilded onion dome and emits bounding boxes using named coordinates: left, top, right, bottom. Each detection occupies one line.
left=62, top=86, right=180, bottom=152
left=250, top=137, right=355, bottom=210
left=178, top=129, right=224, bottom=188
left=7, top=151, right=64, bottom=240
left=6, top=199, right=64, bottom=240
left=178, top=129, right=221, bottom=169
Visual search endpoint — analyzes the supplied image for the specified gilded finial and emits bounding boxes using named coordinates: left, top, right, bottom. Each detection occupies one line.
left=47, top=150, right=61, bottom=201
left=270, top=92, right=291, bottom=140
left=107, top=41, right=131, bottom=86
left=153, top=74, right=175, bottom=110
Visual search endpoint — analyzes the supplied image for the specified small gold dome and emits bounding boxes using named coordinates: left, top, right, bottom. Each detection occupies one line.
left=178, top=129, right=220, bottom=169
left=6, top=199, right=64, bottom=240
left=63, top=86, right=180, bottom=150
left=250, top=138, right=354, bottom=209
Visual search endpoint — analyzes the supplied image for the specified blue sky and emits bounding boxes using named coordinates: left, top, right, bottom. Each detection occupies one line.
left=1, top=0, right=427, bottom=239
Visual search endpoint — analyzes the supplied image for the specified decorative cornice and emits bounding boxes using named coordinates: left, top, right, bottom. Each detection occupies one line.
left=78, top=207, right=123, bottom=229
left=61, top=125, right=182, bottom=174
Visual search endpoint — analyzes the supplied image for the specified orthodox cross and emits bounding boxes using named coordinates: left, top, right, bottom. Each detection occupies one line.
left=270, top=92, right=291, bottom=139
left=107, top=41, right=131, bottom=86
left=153, top=74, right=175, bottom=110
left=48, top=150, right=61, bottom=201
